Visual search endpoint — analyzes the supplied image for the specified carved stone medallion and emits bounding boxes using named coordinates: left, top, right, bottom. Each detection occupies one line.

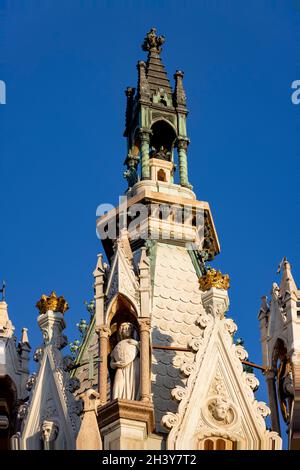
left=203, top=396, right=238, bottom=429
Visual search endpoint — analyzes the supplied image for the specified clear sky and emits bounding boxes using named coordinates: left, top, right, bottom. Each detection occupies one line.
left=1, top=0, right=299, bottom=445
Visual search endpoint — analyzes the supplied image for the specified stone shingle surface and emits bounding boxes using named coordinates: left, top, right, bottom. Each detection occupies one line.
left=151, top=243, right=202, bottom=431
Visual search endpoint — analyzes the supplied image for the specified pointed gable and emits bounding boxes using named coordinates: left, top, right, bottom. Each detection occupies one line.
left=22, top=348, right=79, bottom=449
left=162, top=286, right=281, bottom=450
left=20, top=299, right=81, bottom=450
left=72, top=232, right=142, bottom=398
left=279, top=258, right=299, bottom=300
left=105, top=231, right=140, bottom=313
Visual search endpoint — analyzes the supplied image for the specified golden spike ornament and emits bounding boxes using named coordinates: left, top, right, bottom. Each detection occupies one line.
left=199, top=269, right=230, bottom=291
left=36, top=291, right=69, bottom=315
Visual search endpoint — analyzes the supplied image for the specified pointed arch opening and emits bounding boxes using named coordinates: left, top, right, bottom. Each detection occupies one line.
left=149, top=120, right=177, bottom=161
left=106, top=294, right=141, bottom=402
left=107, top=294, right=139, bottom=352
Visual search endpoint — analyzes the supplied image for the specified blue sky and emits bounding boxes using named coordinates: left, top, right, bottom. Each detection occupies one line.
left=0, top=0, right=299, bottom=444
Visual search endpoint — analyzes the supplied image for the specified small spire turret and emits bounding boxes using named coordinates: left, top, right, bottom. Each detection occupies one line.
left=173, top=70, right=187, bottom=109
left=123, top=28, right=191, bottom=189
left=279, top=258, right=298, bottom=299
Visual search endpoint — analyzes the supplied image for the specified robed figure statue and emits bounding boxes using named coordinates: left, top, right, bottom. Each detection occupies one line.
left=110, top=322, right=140, bottom=400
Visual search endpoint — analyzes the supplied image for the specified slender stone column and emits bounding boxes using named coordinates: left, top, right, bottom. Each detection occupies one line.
left=97, top=325, right=111, bottom=405
left=265, top=369, right=281, bottom=434
left=139, top=130, right=151, bottom=180
left=76, top=389, right=102, bottom=450
left=10, top=433, right=21, bottom=450
left=93, top=254, right=105, bottom=329
left=290, top=359, right=300, bottom=449
left=139, top=319, right=151, bottom=402
left=177, top=139, right=190, bottom=187
left=139, top=247, right=151, bottom=318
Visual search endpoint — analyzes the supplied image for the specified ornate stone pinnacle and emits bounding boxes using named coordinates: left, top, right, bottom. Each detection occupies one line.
left=36, top=291, right=69, bottom=315
left=142, top=28, right=165, bottom=54
left=199, top=269, right=230, bottom=291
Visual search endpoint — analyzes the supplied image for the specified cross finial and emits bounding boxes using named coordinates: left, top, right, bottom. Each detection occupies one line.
left=0, top=280, right=6, bottom=301
left=142, top=28, right=165, bottom=54
left=277, top=256, right=287, bottom=274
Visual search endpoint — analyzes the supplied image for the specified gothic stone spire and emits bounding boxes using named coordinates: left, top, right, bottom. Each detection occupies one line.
left=141, top=28, right=172, bottom=97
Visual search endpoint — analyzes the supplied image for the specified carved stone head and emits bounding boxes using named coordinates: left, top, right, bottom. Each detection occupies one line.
left=118, top=322, right=134, bottom=340
left=207, top=397, right=235, bottom=426
left=211, top=398, right=230, bottom=421
left=41, top=420, right=59, bottom=443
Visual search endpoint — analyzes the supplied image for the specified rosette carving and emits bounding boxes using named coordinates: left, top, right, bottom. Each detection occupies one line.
left=188, top=337, right=203, bottom=352
left=235, top=345, right=248, bottom=361
left=171, top=386, right=187, bottom=401
left=26, top=373, right=37, bottom=391
left=225, top=318, right=238, bottom=336
left=180, top=362, right=195, bottom=377
left=196, top=311, right=212, bottom=329
left=245, top=373, right=259, bottom=392
left=17, top=403, right=29, bottom=420
left=256, top=401, right=270, bottom=418
left=33, top=347, right=43, bottom=362
left=161, top=412, right=178, bottom=430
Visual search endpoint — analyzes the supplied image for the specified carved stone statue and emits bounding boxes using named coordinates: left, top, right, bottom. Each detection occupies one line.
left=124, top=152, right=139, bottom=188
left=150, top=145, right=171, bottom=161
left=278, top=359, right=294, bottom=423
left=110, top=322, right=140, bottom=400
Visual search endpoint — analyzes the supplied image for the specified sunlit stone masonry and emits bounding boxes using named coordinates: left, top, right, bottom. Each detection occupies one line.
left=1, top=29, right=298, bottom=450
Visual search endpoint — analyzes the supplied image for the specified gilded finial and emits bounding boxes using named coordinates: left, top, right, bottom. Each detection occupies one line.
left=199, top=269, right=230, bottom=291
left=36, top=291, right=69, bottom=315
left=142, top=28, right=165, bottom=54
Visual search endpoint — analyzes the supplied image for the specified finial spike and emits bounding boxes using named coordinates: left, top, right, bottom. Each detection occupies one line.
left=139, top=246, right=150, bottom=269
left=279, top=257, right=298, bottom=297
left=93, top=253, right=105, bottom=278
left=0, top=280, right=6, bottom=301
left=258, top=295, right=269, bottom=321
left=21, top=327, right=30, bottom=345
left=277, top=256, right=287, bottom=274
left=174, top=70, right=187, bottom=108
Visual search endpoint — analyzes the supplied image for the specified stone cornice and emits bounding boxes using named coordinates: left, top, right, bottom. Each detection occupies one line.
left=98, top=399, right=155, bottom=433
